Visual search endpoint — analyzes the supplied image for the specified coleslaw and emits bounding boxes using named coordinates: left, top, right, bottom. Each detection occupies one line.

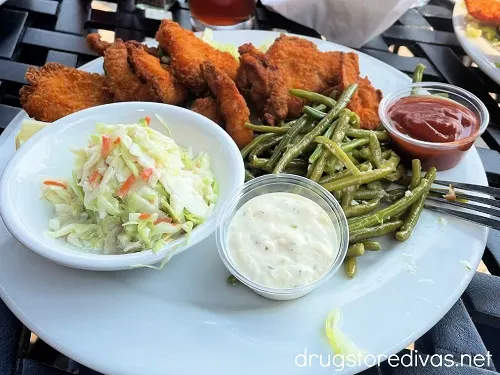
left=465, top=14, right=500, bottom=49
left=42, top=117, right=218, bottom=254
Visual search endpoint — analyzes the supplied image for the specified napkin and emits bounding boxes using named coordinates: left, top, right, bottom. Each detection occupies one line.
left=261, top=0, right=416, bottom=48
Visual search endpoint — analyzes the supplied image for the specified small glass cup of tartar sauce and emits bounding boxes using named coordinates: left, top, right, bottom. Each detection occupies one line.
left=216, top=174, right=349, bottom=300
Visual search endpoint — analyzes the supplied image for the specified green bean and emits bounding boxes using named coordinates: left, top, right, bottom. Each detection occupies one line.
left=303, top=106, right=327, bottom=120
left=309, top=119, right=338, bottom=163
left=409, top=159, right=422, bottom=190
left=318, top=168, right=351, bottom=185
left=333, top=191, right=342, bottom=202
left=248, top=135, right=283, bottom=160
left=348, top=177, right=431, bottom=231
left=343, top=198, right=380, bottom=218
left=396, top=167, right=437, bottom=241
left=381, top=150, right=392, bottom=159
left=368, top=133, right=384, bottom=168
left=366, top=181, right=384, bottom=191
left=344, top=257, right=357, bottom=278
left=341, top=138, right=369, bottom=152
left=358, top=161, right=373, bottom=172
left=245, top=170, right=255, bottom=182
left=331, top=111, right=351, bottom=143
left=345, top=128, right=389, bottom=141
left=385, top=164, right=406, bottom=182
left=363, top=241, right=381, bottom=251
left=314, top=136, right=361, bottom=176
left=349, top=220, right=404, bottom=244
left=346, top=153, right=360, bottom=166
left=267, top=113, right=315, bottom=169
left=301, top=106, right=327, bottom=133
left=381, top=151, right=401, bottom=170
left=240, top=133, right=275, bottom=159
left=329, top=89, right=338, bottom=99
left=289, top=89, right=336, bottom=107
left=350, top=149, right=361, bottom=159
left=322, top=167, right=394, bottom=192
left=244, top=123, right=290, bottom=134
left=309, top=157, right=325, bottom=181
left=341, top=185, right=358, bottom=208
left=358, top=147, right=371, bottom=160
left=412, top=63, right=426, bottom=84
left=349, top=112, right=361, bottom=129
left=311, top=112, right=351, bottom=180
left=248, top=156, right=306, bottom=171
left=347, top=243, right=365, bottom=257
left=384, top=188, right=407, bottom=202
left=273, top=84, right=358, bottom=173
left=227, top=275, right=240, bottom=285
left=353, top=189, right=384, bottom=200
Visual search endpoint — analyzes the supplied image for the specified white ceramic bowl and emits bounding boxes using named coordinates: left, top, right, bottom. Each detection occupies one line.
left=0, top=102, right=245, bottom=271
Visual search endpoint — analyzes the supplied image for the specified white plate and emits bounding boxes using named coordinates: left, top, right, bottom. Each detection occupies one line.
left=0, top=31, right=488, bottom=375
left=0, top=102, right=244, bottom=270
left=453, top=0, right=500, bottom=85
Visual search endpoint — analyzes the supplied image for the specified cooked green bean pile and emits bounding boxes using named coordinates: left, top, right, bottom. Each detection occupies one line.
left=241, top=71, right=436, bottom=279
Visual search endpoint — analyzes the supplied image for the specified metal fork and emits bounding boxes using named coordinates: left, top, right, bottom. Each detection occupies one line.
left=423, top=180, right=500, bottom=230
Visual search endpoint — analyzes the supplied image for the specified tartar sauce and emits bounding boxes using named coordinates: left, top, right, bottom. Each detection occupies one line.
left=226, top=192, right=339, bottom=289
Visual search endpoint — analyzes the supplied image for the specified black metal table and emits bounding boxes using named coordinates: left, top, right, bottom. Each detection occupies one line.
left=0, top=1, right=499, bottom=374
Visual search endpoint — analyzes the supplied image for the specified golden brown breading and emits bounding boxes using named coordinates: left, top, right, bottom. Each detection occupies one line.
left=200, top=61, right=252, bottom=148
left=465, top=0, right=500, bottom=24
left=87, top=33, right=158, bottom=57
left=103, top=39, right=159, bottom=102
left=339, top=53, right=383, bottom=129
left=348, top=77, right=383, bottom=130
left=19, top=63, right=112, bottom=122
left=128, top=45, right=188, bottom=106
left=155, top=20, right=239, bottom=95
left=339, top=52, right=360, bottom=94
left=191, top=97, right=223, bottom=126
left=265, top=34, right=343, bottom=118
left=236, top=43, right=288, bottom=125
left=125, top=40, right=159, bottom=57
left=87, top=33, right=111, bottom=56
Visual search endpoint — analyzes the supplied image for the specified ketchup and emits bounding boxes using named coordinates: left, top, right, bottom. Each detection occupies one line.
left=388, top=96, right=479, bottom=143
left=385, top=96, right=481, bottom=171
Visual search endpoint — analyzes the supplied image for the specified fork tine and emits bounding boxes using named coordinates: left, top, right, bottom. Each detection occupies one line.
left=427, top=196, right=500, bottom=217
left=433, top=180, right=500, bottom=198
left=424, top=204, right=500, bottom=230
left=429, top=190, right=500, bottom=209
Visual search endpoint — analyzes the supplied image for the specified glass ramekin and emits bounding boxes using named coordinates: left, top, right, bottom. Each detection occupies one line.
left=215, top=174, right=349, bottom=301
left=378, top=82, right=489, bottom=171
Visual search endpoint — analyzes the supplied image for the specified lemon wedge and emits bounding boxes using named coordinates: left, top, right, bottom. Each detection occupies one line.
left=15, top=120, right=49, bottom=149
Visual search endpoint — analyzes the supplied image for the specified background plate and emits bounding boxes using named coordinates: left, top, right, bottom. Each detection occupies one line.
left=453, top=0, right=500, bottom=85
left=0, top=30, right=488, bottom=375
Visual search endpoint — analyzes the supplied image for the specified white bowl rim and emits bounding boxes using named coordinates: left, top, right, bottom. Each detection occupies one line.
left=0, top=102, right=245, bottom=271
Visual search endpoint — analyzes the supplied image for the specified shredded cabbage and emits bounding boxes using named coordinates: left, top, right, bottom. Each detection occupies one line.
left=200, top=28, right=271, bottom=59
left=42, top=118, right=217, bottom=254
left=465, top=15, right=500, bottom=48
left=325, top=309, right=367, bottom=358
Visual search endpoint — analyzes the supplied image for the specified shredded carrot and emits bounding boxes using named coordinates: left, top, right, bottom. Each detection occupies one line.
left=145, top=116, right=151, bottom=126
left=139, top=213, right=152, bottom=220
left=101, top=135, right=112, bottom=157
left=89, top=170, right=101, bottom=185
left=43, top=180, right=67, bottom=189
left=117, top=175, right=136, bottom=198
left=140, top=167, right=154, bottom=181
left=114, top=137, right=121, bottom=145
left=154, top=217, right=172, bottom=225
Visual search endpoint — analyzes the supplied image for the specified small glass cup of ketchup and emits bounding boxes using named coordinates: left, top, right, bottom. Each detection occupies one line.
left=379, top=82, right=489, bottom=171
